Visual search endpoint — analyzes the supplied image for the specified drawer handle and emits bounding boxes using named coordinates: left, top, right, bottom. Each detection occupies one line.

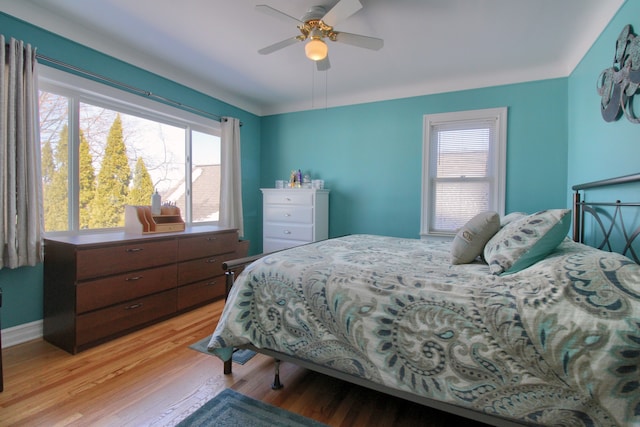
left=285, top=197, right=291, bottom=201
left=125, top=276, right=143, bottom=281
left=206, top=258, right=217, bottom=264
left=126, top=248, right=144, bottom=253
left=206, top=237, right=217, bottom=241
left=284, top=213, right=291, bottom=217
left=207, top=280, right=217, bottom=286
left=125, top=303, right=143, bottom=310
left=283, top=230, right=291, bottom=235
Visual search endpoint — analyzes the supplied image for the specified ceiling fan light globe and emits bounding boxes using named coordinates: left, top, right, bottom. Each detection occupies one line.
left=305, top=39, right=328, bottom=61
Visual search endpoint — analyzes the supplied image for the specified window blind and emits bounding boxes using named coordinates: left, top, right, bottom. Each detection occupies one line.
left=429, top=119, right=496, bottom=233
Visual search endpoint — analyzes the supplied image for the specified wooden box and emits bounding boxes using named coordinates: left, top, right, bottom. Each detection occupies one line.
left=125, top=205, right=185, bottom=234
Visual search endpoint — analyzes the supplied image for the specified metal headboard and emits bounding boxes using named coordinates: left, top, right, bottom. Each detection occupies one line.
left=572, top=173, right=640, bottom=263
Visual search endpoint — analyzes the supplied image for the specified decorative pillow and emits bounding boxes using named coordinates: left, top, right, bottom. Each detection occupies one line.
left=500, top=212, right=527, bottom=227
left=484, top=209, right=571, bottom=275
left=451, top=211, right=500, bottom=265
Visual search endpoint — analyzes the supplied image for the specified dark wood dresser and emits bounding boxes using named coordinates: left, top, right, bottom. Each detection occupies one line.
left=43, top=226, right=248, bottom=354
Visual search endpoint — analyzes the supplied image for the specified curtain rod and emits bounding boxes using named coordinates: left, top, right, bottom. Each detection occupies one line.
left=34, top=52, right=241, bottom=126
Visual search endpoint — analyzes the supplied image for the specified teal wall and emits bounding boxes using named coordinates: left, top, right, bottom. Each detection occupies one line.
left=566, top=0, right=640, bottom=250
left=568, top=0, right=640, bottom=190
left=0, top=12, right=262, bottom=329
left=261, top=79, right=569, bottom=239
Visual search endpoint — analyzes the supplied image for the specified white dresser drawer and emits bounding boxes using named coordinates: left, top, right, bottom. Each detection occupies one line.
left=264, top=223, right=313, bottom=241
left=264, top=206, right=313, bottom=224
left=264, top=191, right=313, bottom=206
left=263, top=238, right=300, bottom=253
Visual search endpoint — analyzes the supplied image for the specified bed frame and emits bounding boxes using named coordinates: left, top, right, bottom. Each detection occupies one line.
left=220, top=173, right=640, bottom=427
left=572, top=172, right=640, bottom=263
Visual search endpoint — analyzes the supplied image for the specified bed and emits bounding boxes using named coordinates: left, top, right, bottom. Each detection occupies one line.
left=207, top=175, right=640, bottom=427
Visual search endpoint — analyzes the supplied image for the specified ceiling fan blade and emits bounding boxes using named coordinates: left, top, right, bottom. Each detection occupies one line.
left=317, top=56, right=331, bottom=71
left=255, top=5, right=302, bottom=25
left=334, top=32, right=384, bottom=50
left=258, top=37, right=300, bottom=55
left=321, top=0, right=363, bottom=27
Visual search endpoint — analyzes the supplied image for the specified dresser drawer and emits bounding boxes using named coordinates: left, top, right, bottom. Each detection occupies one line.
left=264, top=223, right=313, bottom=241
left=178, top=231, right=238, bottom=261
left=263, top=238, right=302, bottom=253
left=264, top=205, right=313, bottom=224
left=76, top=289, right=177, bottom=346
left=178, top=252, right=233, bottom=285
left=76, top=264, right=177, bottom=313
left=177, top=277, right=225, bottom=311
left=77, top=239, right=177, bottom=280
left=264, top=191, right=313, bottom=206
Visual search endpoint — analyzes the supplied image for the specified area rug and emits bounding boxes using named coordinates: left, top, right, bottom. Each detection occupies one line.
left=189, top=335, right=256, bottom=365
left=176, top=388, right=328, bottom=427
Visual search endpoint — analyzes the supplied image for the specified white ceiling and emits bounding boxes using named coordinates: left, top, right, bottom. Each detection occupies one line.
left=0, top=0, right=625, bottom=116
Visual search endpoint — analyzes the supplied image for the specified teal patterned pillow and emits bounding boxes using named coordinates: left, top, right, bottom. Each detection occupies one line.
left=484, top=209, right=571, bottom=275
left=500, top=212, right=527, bottom=227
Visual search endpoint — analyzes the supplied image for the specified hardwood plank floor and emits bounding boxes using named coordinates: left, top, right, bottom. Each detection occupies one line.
left=0, top=300, right=488, bottom=426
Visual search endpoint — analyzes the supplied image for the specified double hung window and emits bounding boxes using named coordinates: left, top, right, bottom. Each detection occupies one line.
left=421, top=108, right=507, bottom=237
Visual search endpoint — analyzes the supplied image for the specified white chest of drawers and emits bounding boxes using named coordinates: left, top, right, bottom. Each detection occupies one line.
left=261, top=188, right=329, bottom=253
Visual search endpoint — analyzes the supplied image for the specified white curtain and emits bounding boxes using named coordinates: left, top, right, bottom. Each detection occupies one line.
left=0, top=36, right=43, bottom=269
left=219, top=117, right=244, bottom=237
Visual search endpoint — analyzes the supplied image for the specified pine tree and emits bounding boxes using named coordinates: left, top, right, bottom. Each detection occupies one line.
left=42, top=137, right=57, bottom=231
left=43, top=125, right=69, bottom=231
left=128, top=157, right=154, bottom=206
left=90, top=114, right=131, bottom=228
left=78, top=129, right=96, bottom=229
left=41, top=139, right=55, bottom=186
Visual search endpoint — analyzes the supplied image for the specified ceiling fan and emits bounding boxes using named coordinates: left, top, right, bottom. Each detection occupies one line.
left=256, top=0, right=384, bottom=71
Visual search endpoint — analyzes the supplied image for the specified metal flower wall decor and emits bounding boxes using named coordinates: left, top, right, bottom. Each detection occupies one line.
left=597, top=24, right=640, bottom=123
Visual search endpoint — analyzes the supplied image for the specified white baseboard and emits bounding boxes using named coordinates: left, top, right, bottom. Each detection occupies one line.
left=1, top=320, right=43, bottom=348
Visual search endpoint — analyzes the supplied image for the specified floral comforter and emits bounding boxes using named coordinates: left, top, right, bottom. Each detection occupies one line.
left=208, top=234, right=640, bottom=426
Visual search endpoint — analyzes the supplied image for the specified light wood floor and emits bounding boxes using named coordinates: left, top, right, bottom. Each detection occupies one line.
left=0, top=299, right=488, bottom=426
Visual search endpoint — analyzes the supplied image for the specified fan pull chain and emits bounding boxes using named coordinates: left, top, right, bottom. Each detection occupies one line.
left=311, top=61, right=316, bottom=109
left=324, top=69, right=328, bottom=111
left=310, top=63, right=329, bottom=110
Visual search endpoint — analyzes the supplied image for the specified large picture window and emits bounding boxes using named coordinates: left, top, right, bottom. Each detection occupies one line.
left=421, top=107, right=507, bottom=237
left=39, top=67, right=221, bottom=233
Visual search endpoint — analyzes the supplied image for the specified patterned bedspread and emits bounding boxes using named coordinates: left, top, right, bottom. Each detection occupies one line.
left=208, top=234, right=640, bottom=426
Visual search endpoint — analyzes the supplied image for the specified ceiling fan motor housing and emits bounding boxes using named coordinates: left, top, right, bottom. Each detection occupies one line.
left=302, top=6, right=326, bottom=22
left=298, top=7, right=337, bottom=42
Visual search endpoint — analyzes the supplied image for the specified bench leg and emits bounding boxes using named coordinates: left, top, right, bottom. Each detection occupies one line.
left=271, top=359, right=283, bottom=390
left=223, top=271, right=235, bottom=376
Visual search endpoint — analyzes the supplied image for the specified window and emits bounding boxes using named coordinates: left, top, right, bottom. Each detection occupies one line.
left=39, top=66, right=221, bottom=233
left=421, top=107, right=507, bottom=237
